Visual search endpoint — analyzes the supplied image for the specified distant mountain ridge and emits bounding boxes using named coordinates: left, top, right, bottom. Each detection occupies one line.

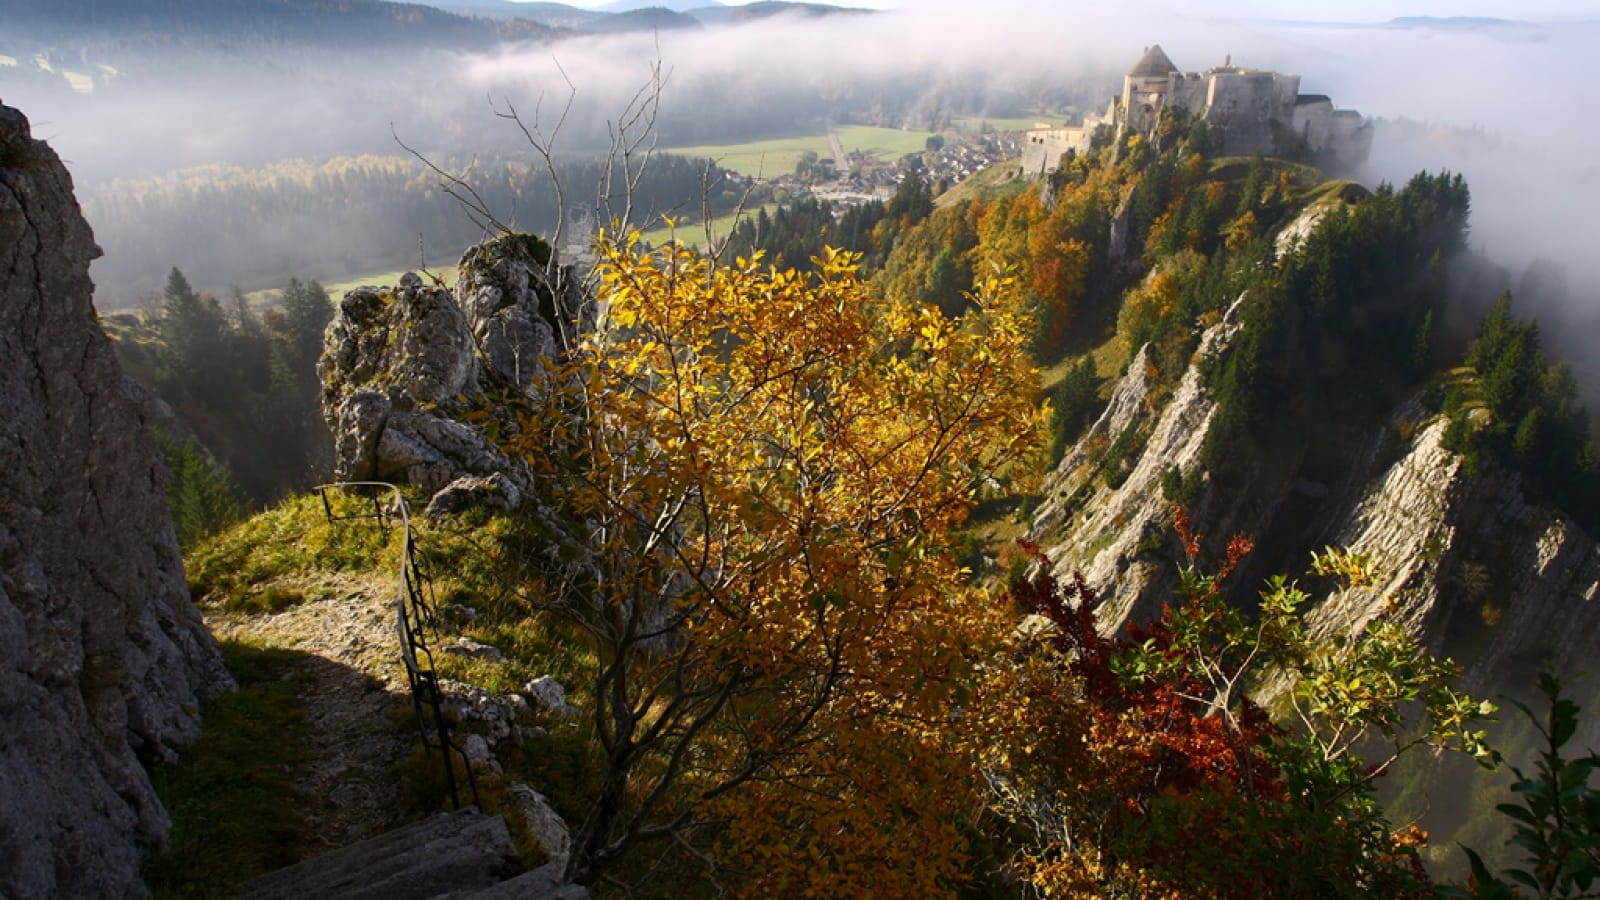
left=1, top=0, right=555, bottom=46
left=1, top=0, right=867, bottom=44
left=423, top=0, right=609, bottom=26
left=598, top=0, right=719, bottom=12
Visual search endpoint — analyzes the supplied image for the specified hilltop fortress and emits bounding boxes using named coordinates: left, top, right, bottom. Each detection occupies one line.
left=1023, top=45, right=1372, bottom=175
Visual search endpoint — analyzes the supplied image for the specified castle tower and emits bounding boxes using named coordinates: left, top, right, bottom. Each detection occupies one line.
left=1122, top=44, right=1181, bottom=133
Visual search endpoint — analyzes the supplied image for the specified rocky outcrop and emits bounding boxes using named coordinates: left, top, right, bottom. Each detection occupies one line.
left=0, top=104, right=230, bottom=899
left=1312, top=415, right=1600, bottom=701
left=1030, top=297, right=1246, bottom=629
left=1028, top=274, right=1600, bottom=702
left=1027, top=244, right=1600, bottom=828
left=456, top=234, right=593, bottom=400
left=320, top=234, right=589, bottom=513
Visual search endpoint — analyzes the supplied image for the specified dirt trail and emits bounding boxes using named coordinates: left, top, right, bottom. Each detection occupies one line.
left=207, top=573, right=417, bottom=855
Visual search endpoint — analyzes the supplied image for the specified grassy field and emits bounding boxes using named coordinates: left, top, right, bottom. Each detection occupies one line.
left=243, top=263, right=463, bottom=308
left=662, top=135, right=835, bottom=179
left=663, top=125, right=942, bottom=179
left=318, top=264, right=460, bottom=300
left=831, top=125, right=934, bottom=158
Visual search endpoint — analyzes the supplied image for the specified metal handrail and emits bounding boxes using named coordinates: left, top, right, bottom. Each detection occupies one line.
left=314, top=481, right=479, bottom=811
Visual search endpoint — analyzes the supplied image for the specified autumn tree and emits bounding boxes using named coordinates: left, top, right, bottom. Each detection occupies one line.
left=509, top=238, right=1046, bottom=894
left=975, top=515, right=1493, bottom=899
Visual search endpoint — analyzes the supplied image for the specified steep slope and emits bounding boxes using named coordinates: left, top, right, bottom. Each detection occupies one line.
left=1023, top=166, right=1600, bottom=862
left=0, top=103, right=230, bottom=899
left=1032, top=329, right=1600, bottom=696
left=1031, top=298, right=1246, bottom=629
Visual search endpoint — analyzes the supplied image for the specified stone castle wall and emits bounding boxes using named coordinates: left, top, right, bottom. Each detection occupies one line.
left=1025, top=47, right=1370, bottom=176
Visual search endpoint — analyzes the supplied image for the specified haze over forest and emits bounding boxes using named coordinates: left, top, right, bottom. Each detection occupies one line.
left=5, top=0, right=1599, bottom=349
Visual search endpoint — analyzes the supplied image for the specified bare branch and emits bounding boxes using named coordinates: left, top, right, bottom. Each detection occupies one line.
left=392, top=124, right=511, bottom=237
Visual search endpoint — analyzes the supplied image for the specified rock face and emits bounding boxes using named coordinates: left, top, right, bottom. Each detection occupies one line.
left=1030, top=308, right=1600, bottom=701
left=0, top=104, right=230, bottom=899
left=1312, top=416, right=1600, bottom=703
left=1027, top=236, right=1600, bottom=843
left=1030, top=297, right=1245, bottom=629
left=320, top=234, right=590, bottom=512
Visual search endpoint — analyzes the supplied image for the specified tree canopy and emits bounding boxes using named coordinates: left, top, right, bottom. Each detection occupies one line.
left=503, top=237, right=1046, bottom=894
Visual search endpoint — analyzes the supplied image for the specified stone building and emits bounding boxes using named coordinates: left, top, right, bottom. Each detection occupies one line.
left=1022, top=44, right=1371, bottom=176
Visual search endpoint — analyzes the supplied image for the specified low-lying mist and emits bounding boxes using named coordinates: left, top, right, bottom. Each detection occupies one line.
left=5, top=1, right=1596, bottom=329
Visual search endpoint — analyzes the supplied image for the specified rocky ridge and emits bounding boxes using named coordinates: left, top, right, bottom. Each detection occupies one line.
left=1031, top=297, right=1245, bottom=629
left=0, top=103, right=230, bottom=899
left=1027, top=199, right=1600, bottom=826
left=1029, top=310, right=1600, bottom=701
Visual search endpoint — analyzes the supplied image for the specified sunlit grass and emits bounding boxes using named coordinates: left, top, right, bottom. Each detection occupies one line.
left=832, top=124, right=933, bottom=158
left=240, top=264, right=461, bottom=310
left=935, top=159, right=1026, bottom=209
left=319, top=264, right=461, bottom=300
left=634, top=205, right=773, bottom=249
left=186, top=491, right=404, bottom=611
left=664, top=125, right=942, bottom=179
left=661, top=134, right=834, bottom=179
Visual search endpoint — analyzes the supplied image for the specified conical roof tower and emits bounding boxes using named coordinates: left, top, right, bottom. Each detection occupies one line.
left=1128, top=44, right=1180, bottom=78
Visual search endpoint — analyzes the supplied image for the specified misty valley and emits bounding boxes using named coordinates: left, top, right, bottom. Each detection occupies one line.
left=6, top=0, right=1600, bottom=898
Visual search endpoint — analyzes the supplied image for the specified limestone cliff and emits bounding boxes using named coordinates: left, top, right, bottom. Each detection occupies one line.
left=1028, top=227, right=1600, bottom=758
left=0, top=104, right=231, bottom=899
left=1031, top=297, right=1245, bottom=629
left=1313, top=416, right=1600, bottom=704
left=1029, top=323, right=1600, bottom=703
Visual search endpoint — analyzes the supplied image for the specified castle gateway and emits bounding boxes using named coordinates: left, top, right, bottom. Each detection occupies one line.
left=1023, top=45, right=1371, bottom=176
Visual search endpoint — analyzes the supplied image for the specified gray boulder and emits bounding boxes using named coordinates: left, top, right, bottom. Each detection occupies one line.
left=457, top=234, right=579, bottom=399
left=320, top=236, right=589, bottom=511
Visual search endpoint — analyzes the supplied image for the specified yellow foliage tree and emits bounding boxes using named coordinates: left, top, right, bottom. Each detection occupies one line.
left=518, top=237, right=1046, bottom=894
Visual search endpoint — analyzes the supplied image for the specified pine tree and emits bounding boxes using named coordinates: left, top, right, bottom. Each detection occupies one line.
left=281, top=277, right=333, bottom=370
left=158, top=266, right=228, bottom=405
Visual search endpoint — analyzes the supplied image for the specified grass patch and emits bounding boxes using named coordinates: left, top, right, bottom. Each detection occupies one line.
left=413, top=512, right=605, bottom=827
left=635, top=205, right=774, bottom=250
left=142, top=642, right=314, bottom=898
left=664, top=125, right=944, bottom=179
left=186, top=491, right=404, bottom=611
left=832, top=124, right=934, bottom=159
left=318, top=264, right=461, bottom=301
left=934, top=159, right=1027, bottom=209
left=242, top=264, right=462, bottom=310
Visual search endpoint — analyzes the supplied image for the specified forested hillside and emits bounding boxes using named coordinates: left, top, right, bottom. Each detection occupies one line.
left=87, top=153, right=744, bottom=303
left=1, top=0, right=553, bottom=46
left=700, top=110, right=1600, bottom=889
